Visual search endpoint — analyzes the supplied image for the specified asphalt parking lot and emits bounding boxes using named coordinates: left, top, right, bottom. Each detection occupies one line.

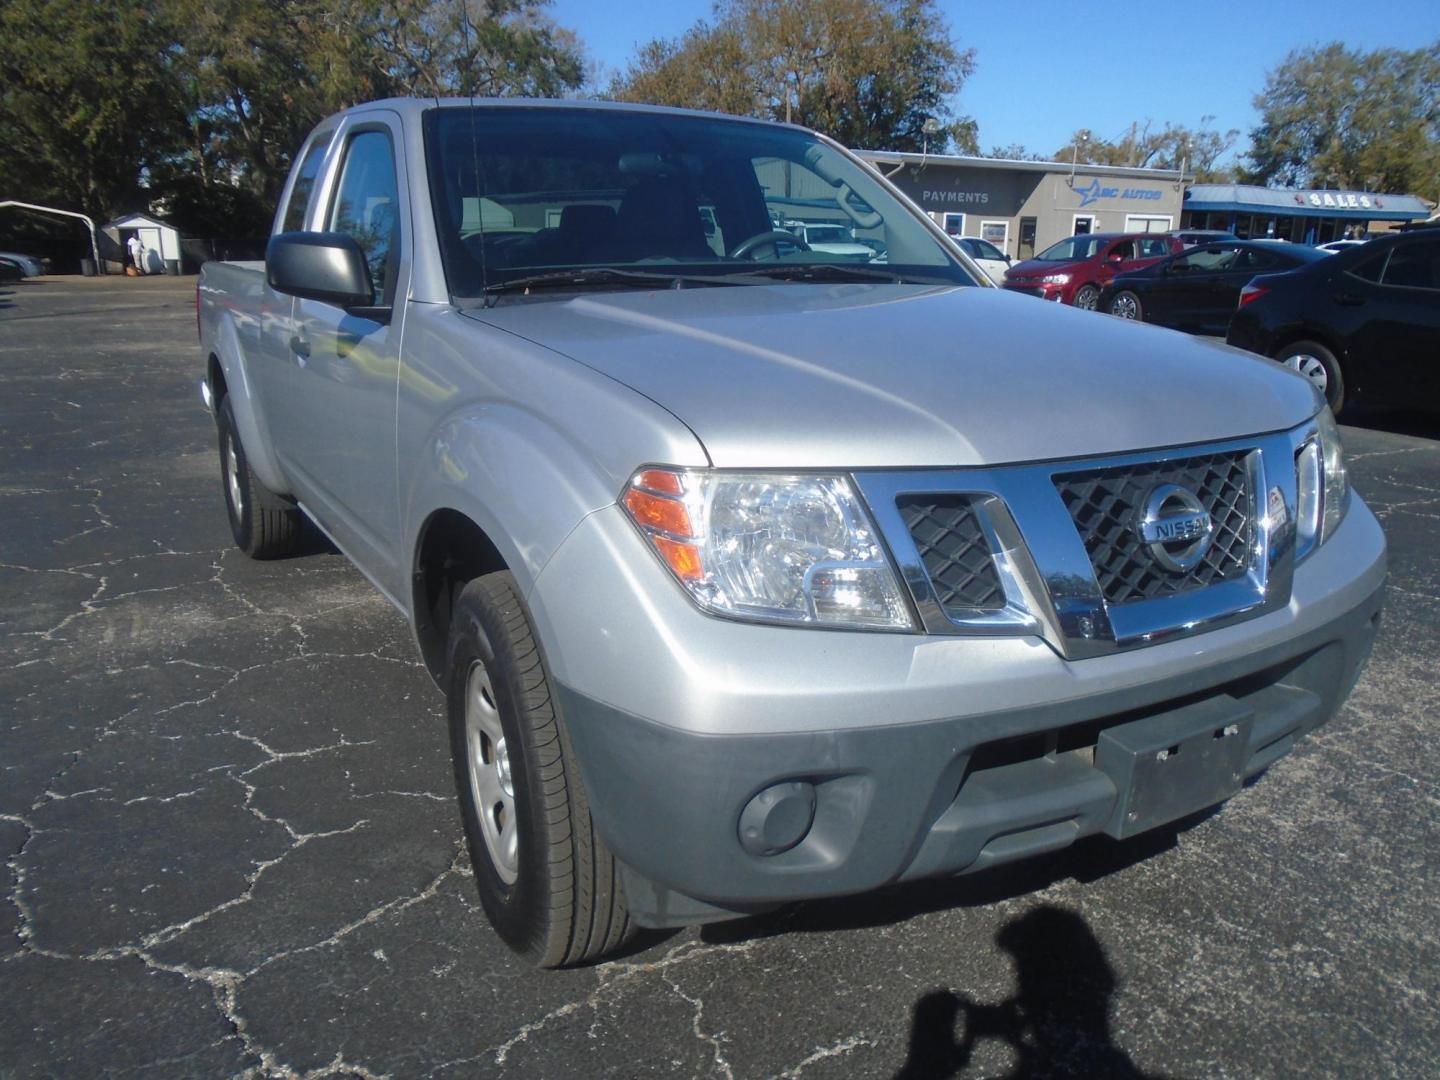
left=2, top=274, right=1437, bottom=1079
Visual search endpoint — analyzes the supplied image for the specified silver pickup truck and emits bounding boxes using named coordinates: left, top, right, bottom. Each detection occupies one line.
left=198, top=98, right=1385, bottom=967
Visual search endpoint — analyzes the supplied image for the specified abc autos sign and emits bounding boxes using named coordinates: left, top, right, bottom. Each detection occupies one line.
left=1073, top=178, right=1165, bottom=207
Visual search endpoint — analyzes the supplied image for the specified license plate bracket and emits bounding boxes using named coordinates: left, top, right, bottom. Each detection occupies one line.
left=1097, top=695, right=1253, bottom=839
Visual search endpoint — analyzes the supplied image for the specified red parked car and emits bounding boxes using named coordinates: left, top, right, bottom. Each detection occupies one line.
left=1003, top=232, right=1182, bottom=310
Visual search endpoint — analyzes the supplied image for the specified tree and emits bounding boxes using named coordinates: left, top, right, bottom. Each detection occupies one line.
left=0, top=0, right=189, bottom=220
left=608, top=0, right=977, bottom=154
left=163, top=0, right=585, bottom=213
left=1053, top=119, right=1238, bottom=181
left=985, top=143, right=1046, bottom=162
left=1244, top=42, right=1440, bottom=195
left=1, top=0, right=585, bottom=239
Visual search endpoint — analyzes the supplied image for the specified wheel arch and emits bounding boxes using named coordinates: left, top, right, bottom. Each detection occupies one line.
left=208, top=313, right=291, bottom=495
left=1271, top=325, right=1353, bottom=394
left=411, top=507, right=511, bottom=683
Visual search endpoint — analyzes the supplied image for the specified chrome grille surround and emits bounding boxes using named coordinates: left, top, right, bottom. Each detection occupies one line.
left=856, top=423, right=1319, bottom=658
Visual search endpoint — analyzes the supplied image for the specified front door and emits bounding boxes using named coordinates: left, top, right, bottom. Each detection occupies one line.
left=1359, top=238, right=1440, bottom=406
left=284, top=114, right=409, bottom=598
left=1018, top=217, right=1037, bottom=260
left=138, top=227, right=162, bottom=272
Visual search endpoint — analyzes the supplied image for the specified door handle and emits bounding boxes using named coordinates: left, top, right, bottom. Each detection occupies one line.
left=289, top=335, right=311, bottom=359
left=1333, top=292, right=1365, bottom=307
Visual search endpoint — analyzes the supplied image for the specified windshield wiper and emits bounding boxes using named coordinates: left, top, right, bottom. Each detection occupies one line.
left=482, top=267, right=750, bottom=298
left=723, top=263, right=958, bottom=286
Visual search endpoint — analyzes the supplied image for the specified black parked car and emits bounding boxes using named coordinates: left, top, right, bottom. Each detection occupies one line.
left=1226, top=229, right=1440, bottom=414
left=1100, top=241, right=1328, bottom=334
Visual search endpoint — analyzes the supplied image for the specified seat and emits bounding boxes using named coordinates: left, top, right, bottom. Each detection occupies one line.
left=558, top=204, right=618, bottom=264
left=615, top=178, right=712, bottom=261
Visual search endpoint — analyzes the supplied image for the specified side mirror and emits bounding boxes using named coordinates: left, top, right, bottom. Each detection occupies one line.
left=267, top=232, right=386, bottom=319
left=1003, top=254, right=1012, bottom=264
left=1106, top=251, right=1125, bottom=263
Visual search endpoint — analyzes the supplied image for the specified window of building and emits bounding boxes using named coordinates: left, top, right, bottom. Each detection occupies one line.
left=979, top=220, right=1008, bottom=252
left=1124, top=214, right=1172, bottom=233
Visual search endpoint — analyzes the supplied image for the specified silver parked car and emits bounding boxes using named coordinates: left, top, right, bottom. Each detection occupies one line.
left=198, top=98, right=1385, bottom=967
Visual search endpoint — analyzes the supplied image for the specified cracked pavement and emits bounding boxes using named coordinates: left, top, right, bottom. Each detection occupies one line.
left=2, top=275, right=1437, bottom=1078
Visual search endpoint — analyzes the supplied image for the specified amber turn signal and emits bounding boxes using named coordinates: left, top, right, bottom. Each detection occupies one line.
left=622, top=487, right=693, bottom=538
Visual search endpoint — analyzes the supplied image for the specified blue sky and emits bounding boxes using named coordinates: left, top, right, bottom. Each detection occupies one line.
left=550, top=0, right=1437, bottom=163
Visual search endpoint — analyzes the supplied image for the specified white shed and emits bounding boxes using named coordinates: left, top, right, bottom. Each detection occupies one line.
left=105, top=213, right=183, bottom=274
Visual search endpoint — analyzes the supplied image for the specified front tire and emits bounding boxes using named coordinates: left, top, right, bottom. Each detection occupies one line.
left=1073, top=283, right=1100, bottom=311
left=1109, top=290, right=1143, bottom=321
left=1276, top=340, right=1345, bottom=413
left=216, top=396, right=302, bottom=558
left=446, top=571, right=631, bottom=967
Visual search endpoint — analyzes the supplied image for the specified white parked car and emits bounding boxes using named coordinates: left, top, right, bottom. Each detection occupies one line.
left=785, top=221, right=878, bottom=259
left=953, top=236, right=1010, bottom=284
left=1317, top=239, right=1368, bottom=254
left=0, top=251, right=44, bottom=276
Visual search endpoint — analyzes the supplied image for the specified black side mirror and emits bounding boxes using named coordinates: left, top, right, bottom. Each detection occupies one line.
left=267, top=232, right=387, bottom=320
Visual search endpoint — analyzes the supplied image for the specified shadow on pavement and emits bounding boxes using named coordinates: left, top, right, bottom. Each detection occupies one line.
left=893, top=905, right=1176, bottom=1080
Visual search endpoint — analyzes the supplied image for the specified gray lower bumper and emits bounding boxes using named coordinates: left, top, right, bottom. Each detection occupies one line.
left=557, top=583, right=1382, bottom=928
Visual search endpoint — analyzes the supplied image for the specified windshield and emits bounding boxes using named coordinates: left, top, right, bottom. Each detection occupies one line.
left=1033, top=236, right=1106, bottom=261
left=423, top=106, right=974, bottom=298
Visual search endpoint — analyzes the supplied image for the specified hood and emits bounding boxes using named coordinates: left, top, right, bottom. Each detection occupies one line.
left=468, top=284, right=1319, bottom=469
left=1007, top=257, right=1090, bottom=279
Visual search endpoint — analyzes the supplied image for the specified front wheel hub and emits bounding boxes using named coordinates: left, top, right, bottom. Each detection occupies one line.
left=464, top=661, right=519, bottom=884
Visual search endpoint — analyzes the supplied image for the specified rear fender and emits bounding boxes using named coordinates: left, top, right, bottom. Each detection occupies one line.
left=209, top=310, right=290, bottom=495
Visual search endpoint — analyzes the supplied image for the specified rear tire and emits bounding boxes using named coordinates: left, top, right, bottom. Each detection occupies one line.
left=1276, top=340, right=1345, bottom=414
left=446, top=571, right=632, bottom=967
left=1109, top=290, right=1143, bottom=321
left=217, top=396, right=302, bottom=559
left=1073, top=284, right=1100, bottom=311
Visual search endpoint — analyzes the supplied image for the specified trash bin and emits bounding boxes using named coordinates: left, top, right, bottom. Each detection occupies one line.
left=165, top=258, right=180, bottom=276
left=80, top=258, right=96, bottom=277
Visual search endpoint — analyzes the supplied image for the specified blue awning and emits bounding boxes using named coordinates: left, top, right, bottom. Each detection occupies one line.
left=1185, top=183, right=1430, bottom=222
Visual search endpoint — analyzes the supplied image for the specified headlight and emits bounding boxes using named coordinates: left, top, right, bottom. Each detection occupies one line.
left=621, top=469, right=914, bottom=630
left=1295, top=408, right=1349, bottom=556
left=1041, top=273, right=1071, bottom=284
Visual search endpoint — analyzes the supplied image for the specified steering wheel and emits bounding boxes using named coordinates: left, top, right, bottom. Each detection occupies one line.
left=728, top=230, right=811, bottom=260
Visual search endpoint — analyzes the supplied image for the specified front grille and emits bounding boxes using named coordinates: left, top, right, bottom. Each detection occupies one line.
left=1054, top=452, right=1253, bottom=605
left=899, top=496, right=1006, bottom=615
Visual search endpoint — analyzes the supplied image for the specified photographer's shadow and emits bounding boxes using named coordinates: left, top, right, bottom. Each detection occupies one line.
left=895, top=905, right=1173, bottom=1080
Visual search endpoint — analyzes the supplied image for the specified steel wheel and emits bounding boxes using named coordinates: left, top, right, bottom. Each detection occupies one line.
left=1284, top=353, right=1329, bottom=395
left=1074, top=284, right=1099, bottom=311
left=225, top=439, right=245, bottom=521
left=464, top=660, right=518, bottom=884
left=1110, top=291, right=1141, bottom=320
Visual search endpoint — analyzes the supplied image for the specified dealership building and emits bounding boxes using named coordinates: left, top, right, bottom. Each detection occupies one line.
left=1180, top=183, right=1432, bottom=244
left=857, top=151, right=1188, bottom=260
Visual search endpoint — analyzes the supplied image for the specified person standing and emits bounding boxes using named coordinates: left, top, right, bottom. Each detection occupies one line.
left=127, top=233, right=145, bottom=274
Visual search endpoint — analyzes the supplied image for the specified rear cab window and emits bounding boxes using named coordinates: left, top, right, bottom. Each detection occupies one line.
left=280, top=137, right=331, bottom=233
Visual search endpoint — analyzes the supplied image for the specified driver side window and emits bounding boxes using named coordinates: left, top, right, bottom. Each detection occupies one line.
left=328, top=129, right=401, bottom=302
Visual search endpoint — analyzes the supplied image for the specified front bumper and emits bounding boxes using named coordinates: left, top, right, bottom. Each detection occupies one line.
left=528, top=496, right=1385, bottom=926
left=1003, top=281, right=1065, bottom=301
